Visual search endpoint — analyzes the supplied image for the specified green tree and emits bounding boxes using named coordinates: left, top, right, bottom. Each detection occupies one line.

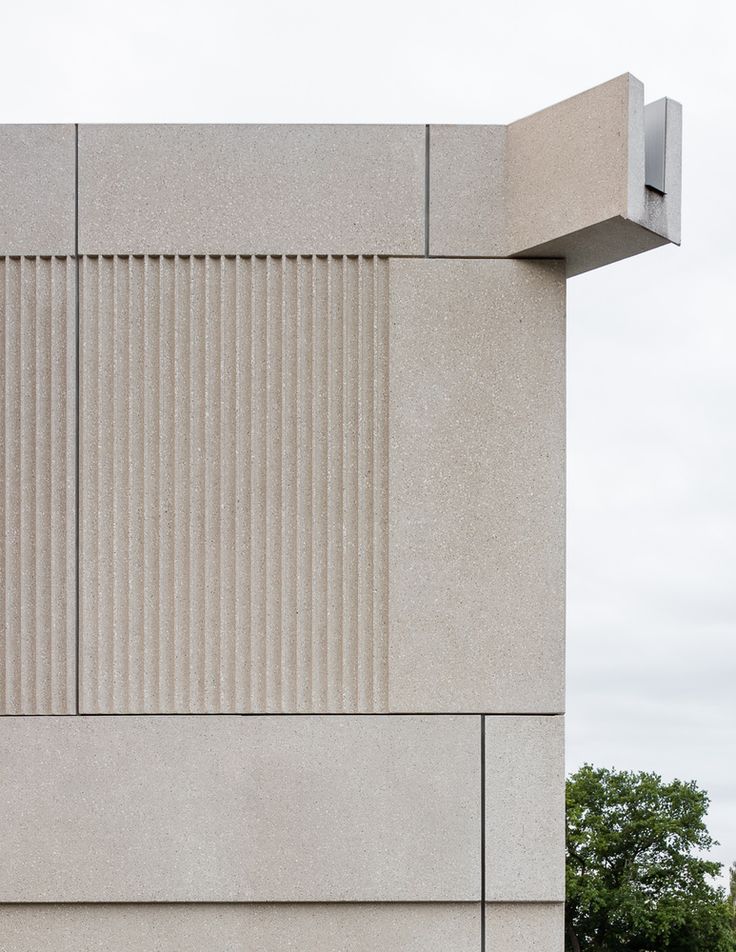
left=566, top=765, right=735, bottom=952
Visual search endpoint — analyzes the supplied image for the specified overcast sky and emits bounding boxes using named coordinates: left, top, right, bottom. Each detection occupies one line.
left=3, top=0, right=734, bottom=886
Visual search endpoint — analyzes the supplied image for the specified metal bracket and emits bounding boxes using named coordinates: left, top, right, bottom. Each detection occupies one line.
left=645, top=98, right=668, bottom=194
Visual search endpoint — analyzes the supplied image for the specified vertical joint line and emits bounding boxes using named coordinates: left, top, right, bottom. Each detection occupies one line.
left=481, top=714, right=486, bottom=950
left=74, top=123, right=80, bottom=715
left=424, top=124, right=430, bottom=258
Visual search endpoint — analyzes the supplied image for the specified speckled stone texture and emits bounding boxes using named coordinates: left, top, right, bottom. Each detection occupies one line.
left=507, top=74, right=639, bottom=255
left=0, top=903, right=480, bottom=952
left=485, top=715, right=566, bottom=901
left=508, top=74, right=681, bottom=275
left=78, top=124, right=425, bottom=255
left=76, top=254, right=562, bottom=715
left=0, top=257, right=77, bottom=713
left=0, top=715, right=480, bottom=902
left=78, top=255, right=389, bottom=714
left=0, top=125, right=76, bottom=255
left=486, top=903, right=565, bottom=952
left=429, top=124, right=507, bottom=256
left=388, top=258, right=565, bottom=713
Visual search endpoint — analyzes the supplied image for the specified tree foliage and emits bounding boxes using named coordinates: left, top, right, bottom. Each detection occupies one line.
left=566, top=765, right=735, bottom=952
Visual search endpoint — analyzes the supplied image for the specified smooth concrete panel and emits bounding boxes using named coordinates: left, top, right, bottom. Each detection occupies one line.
left=486, top=903, right=565, bottom=952
left=388, top=258, right=565, bottom=713
left=428, top=124, right=506, bottom=256
left=0, top=903, right=480, bottom=952
left=78, top=125, right=425, bottom=254
left=0, top=257, right=76, bottom=714
left=79, top=255, right=388, bottom=713
left=0, top=126, right=75, bottom=255
left=485, top=716, right=565, bottom=901
left=0, top=715, right=480, bottom=902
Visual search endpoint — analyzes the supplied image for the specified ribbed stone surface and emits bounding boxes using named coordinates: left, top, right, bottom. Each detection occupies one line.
left=0, top=256, right=76, bottom=714
left=79, top=255, right=389, bottom=713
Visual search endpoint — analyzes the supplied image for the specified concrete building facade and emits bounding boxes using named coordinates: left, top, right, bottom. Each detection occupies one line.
left=0, top=74, right=681, bottom=950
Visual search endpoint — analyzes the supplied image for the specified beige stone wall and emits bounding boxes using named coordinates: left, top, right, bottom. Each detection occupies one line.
left=78, top=254, right=391, bottom=714
left=0, top=74, right=680, bottom=950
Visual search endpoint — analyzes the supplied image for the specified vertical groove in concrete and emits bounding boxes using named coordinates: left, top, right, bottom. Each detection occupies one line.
left=79, top=255, right=388, bottom=713
left=373, top=257, right=389, bottom=708
left=1, top=256, right=76, bottom=714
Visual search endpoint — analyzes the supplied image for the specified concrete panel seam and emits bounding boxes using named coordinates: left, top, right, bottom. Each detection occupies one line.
left=424, top=125, right=430, bottom=258
left=481, top=714, right=486, bottom=952
left=74, top=122, right=80, bottom=716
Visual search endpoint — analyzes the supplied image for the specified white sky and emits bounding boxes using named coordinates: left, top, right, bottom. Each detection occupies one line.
left=2, top=0, right=734, bottom=887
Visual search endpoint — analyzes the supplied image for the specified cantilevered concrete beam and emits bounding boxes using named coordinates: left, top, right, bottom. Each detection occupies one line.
left=430, top=74, right=682, bottom=274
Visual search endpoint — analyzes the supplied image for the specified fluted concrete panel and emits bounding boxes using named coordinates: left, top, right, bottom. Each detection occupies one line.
left=78, top=125, right=425, bottom=254
left=0, top=126, right=76, bottom=255
left=0, top=715, right=480, bottom=902
left=0, top=256, right=76, bottom=714
left=486, top=903, right=565, bottom=952
left=0, top=903, right=479, bottom=952
left=79, top=255, right=388, bottom=713
left=388, top=258, right=565, bottom=713
left=485, top=715, right=565, bottom=901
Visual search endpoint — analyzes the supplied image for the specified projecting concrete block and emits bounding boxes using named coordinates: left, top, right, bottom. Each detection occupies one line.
left=485, top=715, right=565, bottom=901
left=0, top=903, right=480, bottom=952
left=428, top=74, right=682, bottom=274
left=508, top=74, right=681, bottom=275
left=79, top=254, right=389, bottom=714
left=0, top=715, right=480, bottom=902
left=77, top=124, right=425, bottom=254
left=388, top=258, right=565, bottom=713
left=0, top=125, right=76, bottom=255
left=486, top=903, right=565, bottom=952
left=0, top=256, right=76, bottom=714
